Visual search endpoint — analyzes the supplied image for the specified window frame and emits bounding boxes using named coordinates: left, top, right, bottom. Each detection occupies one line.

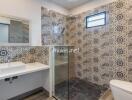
left=86, top=11, right=106, bottom=28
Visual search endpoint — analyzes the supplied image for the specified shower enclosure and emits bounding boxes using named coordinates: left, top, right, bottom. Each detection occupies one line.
left=49, top=46, right=106, bottom=100
left=49, top=46, right=71, bottom=100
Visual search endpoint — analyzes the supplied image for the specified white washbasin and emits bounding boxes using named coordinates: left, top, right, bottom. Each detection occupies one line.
left=0, top=62, right=26, bottom=73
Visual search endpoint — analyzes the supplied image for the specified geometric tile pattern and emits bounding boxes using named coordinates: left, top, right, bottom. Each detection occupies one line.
left=41, top=8, right=76, bottom=79
left=55, top=78, right=107, bottom=100
left=41, top=0, right=132, bottom=86
left=0, top=46, right=49, bottom=65
left=41, top=7, right=67, bottom=45
left=65, top=0, right=132, bottom=86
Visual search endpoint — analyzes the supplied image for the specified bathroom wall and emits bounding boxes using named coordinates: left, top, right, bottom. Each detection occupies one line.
left=42, top=0, right=132, bottom=86
left=41, top=7, right=76, bottom=80
left=41, top=7, right=68, bottom=45
left=65, top=0, right=132, bottom=86
left=41, top=0, right=132, bottom=87
left=0, top=46, right=49, bottom=64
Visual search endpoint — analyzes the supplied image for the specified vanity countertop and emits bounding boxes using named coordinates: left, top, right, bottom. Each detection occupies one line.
left=0, top=62, right=50, bottom=80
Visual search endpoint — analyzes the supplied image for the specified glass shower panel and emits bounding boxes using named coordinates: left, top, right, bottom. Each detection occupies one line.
left=53, top=46, right=69, bottom=100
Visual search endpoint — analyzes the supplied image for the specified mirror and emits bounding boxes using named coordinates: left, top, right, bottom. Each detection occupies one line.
left=0, top=15, right=30, bottom=45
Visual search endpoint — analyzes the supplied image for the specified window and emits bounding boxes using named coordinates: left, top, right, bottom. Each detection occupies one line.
left=86, top=12, right=106, bottom=28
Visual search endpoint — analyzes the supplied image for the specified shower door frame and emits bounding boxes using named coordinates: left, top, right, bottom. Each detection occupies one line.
left=49, top=46, right=70, bottom=100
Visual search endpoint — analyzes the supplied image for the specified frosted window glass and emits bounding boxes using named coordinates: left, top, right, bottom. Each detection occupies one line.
left=0, top=24, right=9, bottom=43
left=88, top=13, right=105, bottom=21
left=87, top=19, right=105, bottom=27
left=86, top=12, right=106, bottom=28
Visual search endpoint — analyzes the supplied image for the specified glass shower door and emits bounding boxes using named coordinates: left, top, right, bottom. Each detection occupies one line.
left=53, top=46, right=69, bottom=100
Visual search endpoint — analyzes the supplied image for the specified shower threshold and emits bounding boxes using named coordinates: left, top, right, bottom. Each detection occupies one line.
left=47, top=96, right=58, bottom=100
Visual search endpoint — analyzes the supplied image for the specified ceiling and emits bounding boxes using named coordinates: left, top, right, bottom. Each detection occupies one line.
left=44, top=0, right=95, bottom=10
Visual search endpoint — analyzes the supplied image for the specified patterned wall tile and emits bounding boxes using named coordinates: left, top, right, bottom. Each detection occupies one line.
left=41, top=7, right=67, bottom=45
left=63, top=0, right=132, bottom=86
left=41, top=0, right=132, bottom=86
left=0, top=46, right=49, bottom=65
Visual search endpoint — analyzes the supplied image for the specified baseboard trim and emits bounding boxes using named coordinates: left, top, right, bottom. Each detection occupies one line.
left=8, top=87, right=49, bottom=100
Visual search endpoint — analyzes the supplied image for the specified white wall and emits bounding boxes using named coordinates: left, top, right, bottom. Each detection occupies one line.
left=0, top=0, right=42, bottom=46
left=70, top=0, right=117, bottom=15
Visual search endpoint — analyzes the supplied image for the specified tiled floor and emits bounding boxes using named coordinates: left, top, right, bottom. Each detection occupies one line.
left=25, top=78, right=107, bottom=100
left=55, top=78, right=107, bottom=100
